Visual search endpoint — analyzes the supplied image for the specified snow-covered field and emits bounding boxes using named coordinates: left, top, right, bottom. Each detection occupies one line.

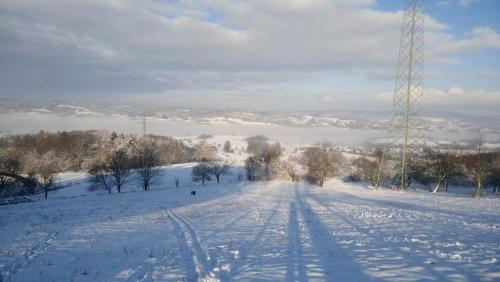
left=0, top=165, right=499, bottom=282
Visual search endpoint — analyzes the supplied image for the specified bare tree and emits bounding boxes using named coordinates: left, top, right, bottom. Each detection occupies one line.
left=108, top=149, right=132, bottom=193
left=259, top=142, right=282, bottom=180
left=352, top=157, right=379, bottom=187
left=38, top=169, right=55, bottom=199
left=0, top=152, right=20, bottom=189
left=211, top=162, right=229, bottom=184
left=424, top=149, right=463, bottom=193
left=88, top=161, right=113, bottom=194
left=486, top=155, right=500, bottom=194
left=244, top=156, right=262, bottom=182
left=281, top=157, right=299, bottom=182
left=465, top=129, right=488, bottom=197
left=15, top=150, right=57, bottom=198
left=135, top=139, right=161, bottom=191
left=302, top=143, right=341, bottom=187
left=192, top=158, right=212, bottom=185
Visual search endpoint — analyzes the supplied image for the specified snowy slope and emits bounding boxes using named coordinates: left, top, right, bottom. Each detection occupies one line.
left=0, top=167, right=499, bottom=281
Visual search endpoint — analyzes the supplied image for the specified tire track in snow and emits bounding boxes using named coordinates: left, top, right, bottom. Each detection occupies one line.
left=166, top=208, right=216, bottom=282
left=302, top=189, right=457, bottom=281
left=295, top=186, right=381, bottom=281
left=125, top=249, right=177, bottom=282
left=285, top=201, right=308, bottom=282
left=1, top=230, right=60, bottom=281
left=225, top=196, right=285, bottom=280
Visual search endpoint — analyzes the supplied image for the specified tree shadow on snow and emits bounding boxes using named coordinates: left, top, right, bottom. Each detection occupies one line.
left=295, top=186, right=381, bottom=282
left=301, top=188, right=482, bottom=282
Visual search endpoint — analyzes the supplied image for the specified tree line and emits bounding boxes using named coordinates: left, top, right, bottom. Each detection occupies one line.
left=240, top=135, right=499, bottom=197
left=242, top=135, right=345, bottom=187
left=349, top=147, right=500, bottom=197
left=0, top=130, right=194, bottom=197
left=2, top=130, right=498, bottom=199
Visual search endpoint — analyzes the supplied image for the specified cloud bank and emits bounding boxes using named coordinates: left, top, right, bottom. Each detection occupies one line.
left=0, top=0, right=498, bottom=115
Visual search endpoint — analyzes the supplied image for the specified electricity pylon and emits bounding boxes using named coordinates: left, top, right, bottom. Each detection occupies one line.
left=377, top=0, right=425, bottom=190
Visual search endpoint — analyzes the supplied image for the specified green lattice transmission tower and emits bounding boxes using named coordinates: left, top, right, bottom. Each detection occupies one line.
left=378, top=0, right=425, bottom=190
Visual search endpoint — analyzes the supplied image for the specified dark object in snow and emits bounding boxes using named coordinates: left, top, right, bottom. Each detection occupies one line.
left=191, top=190, right=196, bottom=196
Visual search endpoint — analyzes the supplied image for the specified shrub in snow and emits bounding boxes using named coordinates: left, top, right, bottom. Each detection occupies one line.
left=302, top=143, right=343, bottom=187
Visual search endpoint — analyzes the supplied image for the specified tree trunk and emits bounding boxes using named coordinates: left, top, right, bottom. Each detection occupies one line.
left=117, top=184, right=121, bottom=193
left=202, top=177, right=205, bottom=185
left=432, top=179, right=442, bottom=193
left=103, top=181, right=111, bottom=194
left=445, top=181, right=449, bottom=192
left=216, top=175, right=220, bottom=183
left=44, top=187, right=48, bottom=199
left=475, top=173, right=482, bottom=198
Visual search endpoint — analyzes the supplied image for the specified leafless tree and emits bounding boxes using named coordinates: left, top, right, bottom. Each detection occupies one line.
left=37, top=151, right=57, bottom=199
left=192, top=158, right=212, bottom=185
left=38, top=169, right=55, bottom=199
left=424, top=148, right=463, bottom=193
left=88, top=161, right=113, bottom=194
left=11, top=150, right=57, bottom=198
left=464, top=129, right=489, bottom=197
left=0, top=151, right=20, bottom=189
left=352, top=157, right=379, bottom=187
left=302, top=143, right=342, bottom=187
left=108, top=149, right=132, bottom=193
left=281, top=157, right=299, bottom=182
left=244, top=156, right=262, bottom=182
left=135, top=139, right=161, bottom=191
left=211, top=162, right=229, bottom=184
left=259, top=142, right=282, bottom=180
left=486, top=155, right=500, bottom=194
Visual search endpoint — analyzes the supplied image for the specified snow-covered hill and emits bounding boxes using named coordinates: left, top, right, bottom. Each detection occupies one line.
left=0, top=165, right=498, bottom=281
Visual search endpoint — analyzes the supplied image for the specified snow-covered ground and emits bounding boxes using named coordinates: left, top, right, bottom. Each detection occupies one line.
left=0, top=165, right=499, bottom=281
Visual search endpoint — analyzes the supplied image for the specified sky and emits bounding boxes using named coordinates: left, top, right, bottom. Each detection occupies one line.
left=0, top=0, right=499, bottom=115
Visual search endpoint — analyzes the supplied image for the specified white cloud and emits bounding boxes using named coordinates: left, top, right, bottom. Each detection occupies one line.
left=447, top=86, right=465, bottom=95
left=426, top=27, right=500, bottom=64
left=437, top=0, right=453, bottom=8
left=0, top=0, right=498, bottom=115
left=459, top=0, right=479, bottom=8
left=437, top=0, right=479, bottom=8
left=0, top=0, right=440, bottom=73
